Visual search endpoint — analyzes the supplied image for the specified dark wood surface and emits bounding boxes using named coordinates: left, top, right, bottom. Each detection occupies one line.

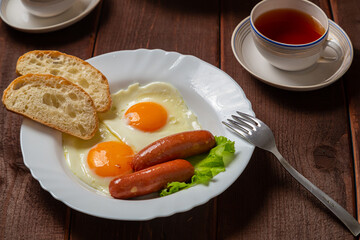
left=1, top=0, right=359, bottom=239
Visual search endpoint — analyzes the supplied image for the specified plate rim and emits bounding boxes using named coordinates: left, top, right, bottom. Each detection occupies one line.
left=20, top=49, right=255, bottom=220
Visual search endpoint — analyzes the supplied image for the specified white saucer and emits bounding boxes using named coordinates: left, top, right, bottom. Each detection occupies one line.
left=231, top=16, right=353, bottom=91
left=0, top=0, right=100, bottom=33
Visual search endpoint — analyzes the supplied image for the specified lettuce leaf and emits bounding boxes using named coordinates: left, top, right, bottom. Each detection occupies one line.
left=160, top=136, right=235, bottom=197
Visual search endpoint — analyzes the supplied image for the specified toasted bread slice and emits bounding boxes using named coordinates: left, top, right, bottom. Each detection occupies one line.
left=16, top=50, right=111, bottom=112
left=2, top=74, right=99, bottom=140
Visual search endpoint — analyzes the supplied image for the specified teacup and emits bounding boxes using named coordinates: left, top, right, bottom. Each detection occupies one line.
left=250, top=0, right=343, bottom=71
left=21, top=0, right=76, bottom=18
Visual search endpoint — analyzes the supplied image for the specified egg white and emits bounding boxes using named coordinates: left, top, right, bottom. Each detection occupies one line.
left=63, top=82, right=201, bottom=196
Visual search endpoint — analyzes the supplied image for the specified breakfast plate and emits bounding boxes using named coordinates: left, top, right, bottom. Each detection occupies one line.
left=0, top=0, right=100, bottom=33
left=231, top=17, right=353, bottom=91
left=20, top=49, right=255, bottom=220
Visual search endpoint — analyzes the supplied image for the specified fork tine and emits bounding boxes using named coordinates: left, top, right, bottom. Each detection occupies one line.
left=236, top=111, right=260, bottom=126
left=228, top=119, right=251, bottom=133
left=231, top=115, right=255, bottom=130
left=222, top=121, right=250, bottom=142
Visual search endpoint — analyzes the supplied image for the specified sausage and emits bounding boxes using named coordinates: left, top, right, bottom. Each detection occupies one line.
left=109, top=159, right=194, bottom=199
left=132, top=130, right=216, bottom=171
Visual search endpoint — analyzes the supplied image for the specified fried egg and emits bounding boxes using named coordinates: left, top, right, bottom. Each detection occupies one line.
left=99, top=82, right=201, bottom=151
left=63, top=82, right=201, bottom=195
left=63, top=124, right=133, bottom=195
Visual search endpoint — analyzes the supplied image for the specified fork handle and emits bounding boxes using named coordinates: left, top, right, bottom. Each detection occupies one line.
left=271, top=148, right=360, bottom=236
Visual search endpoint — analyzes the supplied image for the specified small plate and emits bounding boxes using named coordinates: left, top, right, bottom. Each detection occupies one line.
left=231, top=16, right=353, bottom=91
left=0, top=0, right=100, bottom=33
left=20, top=49, right=255, bottom=220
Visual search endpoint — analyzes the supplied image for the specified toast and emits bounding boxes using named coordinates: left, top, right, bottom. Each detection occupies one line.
left=16, top=50, right=111, bottom=112
left=2, top=74, right=99, bottom=140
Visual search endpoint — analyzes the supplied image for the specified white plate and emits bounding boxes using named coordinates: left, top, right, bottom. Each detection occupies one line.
left=231, top=17, right=353, bottom=91
left=20, top=49, right=255, bottom=220
left=0, top=0, right=100, bottom=33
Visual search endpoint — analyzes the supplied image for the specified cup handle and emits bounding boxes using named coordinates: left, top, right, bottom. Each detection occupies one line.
left=318, top=39, right=343, bottom=63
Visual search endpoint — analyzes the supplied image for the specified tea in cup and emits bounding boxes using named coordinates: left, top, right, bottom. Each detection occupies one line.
left=250, top=0, right=343, bottom=71
left=21, top=0, right=76, bottom=17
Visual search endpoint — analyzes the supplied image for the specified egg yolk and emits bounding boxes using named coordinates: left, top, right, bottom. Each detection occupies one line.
left=87, top=141, right=134, bottom=177
left=124, top=102, right=167, bottom=132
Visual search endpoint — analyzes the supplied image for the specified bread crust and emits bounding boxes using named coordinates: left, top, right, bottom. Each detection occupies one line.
left=2, top=74, right=99, bottom=140
left=16, top=50, right=112, bottom=112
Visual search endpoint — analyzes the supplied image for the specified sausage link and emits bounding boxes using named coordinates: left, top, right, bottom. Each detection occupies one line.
left=109, top=159, right=194, bottom=199
left=132, top=130, right=215, bottom=171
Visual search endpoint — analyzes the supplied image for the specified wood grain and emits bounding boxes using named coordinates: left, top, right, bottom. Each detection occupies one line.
left=0, top=0, right=358, bottom=239
left=330, top=0, right=360, bottom=223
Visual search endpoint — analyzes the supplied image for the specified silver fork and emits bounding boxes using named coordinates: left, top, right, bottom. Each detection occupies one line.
left=222, top=111, right=360, bottom=236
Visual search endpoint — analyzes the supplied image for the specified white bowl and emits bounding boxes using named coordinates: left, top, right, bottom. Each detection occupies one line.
left=20, top=49, right=255, bottom=220
left=20, top=0, right=76, bottom=17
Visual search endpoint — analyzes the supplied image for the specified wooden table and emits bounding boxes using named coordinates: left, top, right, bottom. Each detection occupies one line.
left=1, top=0, right=359, bottom=239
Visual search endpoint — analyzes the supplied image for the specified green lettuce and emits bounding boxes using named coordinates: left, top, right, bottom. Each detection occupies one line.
left=160, top=136, right=235, bottom=197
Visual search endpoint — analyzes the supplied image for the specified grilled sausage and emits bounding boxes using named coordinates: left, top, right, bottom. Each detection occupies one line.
left=109, top=159, right=194, bottom=199
left=132, top=130, right=216, bottom=171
